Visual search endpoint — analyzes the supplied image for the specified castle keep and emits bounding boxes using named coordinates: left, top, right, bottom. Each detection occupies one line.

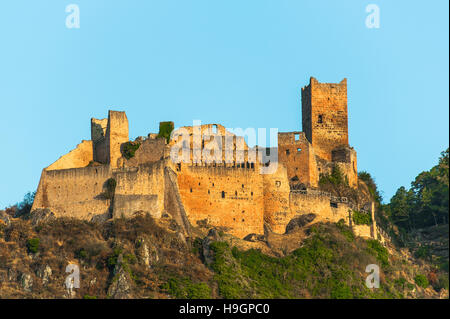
left=32, top=77, right=377, bottom=240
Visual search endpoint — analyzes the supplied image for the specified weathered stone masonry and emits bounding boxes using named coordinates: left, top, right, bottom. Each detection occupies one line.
left=32, top=77, right=376, bottom=239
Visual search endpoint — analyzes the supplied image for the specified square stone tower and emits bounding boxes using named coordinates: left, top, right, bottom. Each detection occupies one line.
left=91, top=110, right=129, bottom=167
left=301, top=77, right=348, bottom=161
left=106, top=110, right=129, bottom=168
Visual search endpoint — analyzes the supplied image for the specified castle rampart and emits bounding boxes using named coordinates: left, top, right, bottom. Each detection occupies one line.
left=31, top=77, right=376, bottom=241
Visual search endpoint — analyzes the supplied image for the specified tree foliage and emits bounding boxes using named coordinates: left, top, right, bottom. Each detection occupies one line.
left=385, top=148, right=449, bottom=232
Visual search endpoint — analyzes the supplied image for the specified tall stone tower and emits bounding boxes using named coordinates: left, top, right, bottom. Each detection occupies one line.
left=301, top=77, right=348, bottom=161
left=106, top=110, right=129, bottom=168
left=91, top=110, right=129, bottom=167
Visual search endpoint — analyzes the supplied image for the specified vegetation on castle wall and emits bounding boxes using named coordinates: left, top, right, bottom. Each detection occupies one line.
left=318, top=165, right=358, bottom=202
left=157, top=121, right=174, bottom=143
left=352, top=210, right=372, bottom=226
left=122, top=142, right=141, bottom=160
left=319, top=165, right=347, bottom=187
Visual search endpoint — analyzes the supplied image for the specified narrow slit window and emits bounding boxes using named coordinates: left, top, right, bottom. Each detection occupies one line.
left=318, top=115, right=323, bottom=123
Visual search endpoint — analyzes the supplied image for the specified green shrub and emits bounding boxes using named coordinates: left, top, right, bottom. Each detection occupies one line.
left=83, top=295, right=97, bottom=299
left=319, top=165, right=347, bottom=186
left=336, top=219, right=355, bottom=242
left=157, top=121, right=174, bottom=143
left=162, top=277, right=211, bottom=299
left=209, top=241, right=247, bottom=298
left=414, top=246, right=431, bottom=260
left=437, top=274, right=449, bottom=290
left=414, top=274, right=429, bottom=288
left=107, top=247, right=123, bottom=268
left=394, top=277, right=406, bottom=289
left=366, top=239, right=389, bottom=267
left=122, top=142, right=141, bottom=159
left=75, top=248, right=88, bottom=260
left=26, top=237, right=40, bottom=254
left=352, top=210, right=372, bottom=226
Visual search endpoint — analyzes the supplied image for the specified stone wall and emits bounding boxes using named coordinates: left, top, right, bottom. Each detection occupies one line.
left=262, top=163, right=291, bottom=233
left=46, top=140, right=93, bottom=171
left=176, top=163, right=264, bottom=238
left=124, top=137, right=166, bottom=167
left=287, top=190, right=352, bottom=230
left=277, top=132, right=319, bottom=187
left=113, top=161, right=165, bottom=219
left=33, top=161, right=166, bottom=222
left=32, top=165, right=112, bottom=220
left=112, top=194, right=159, bottom=219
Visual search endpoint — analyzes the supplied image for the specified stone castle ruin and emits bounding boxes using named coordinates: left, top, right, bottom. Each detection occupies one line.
left=32, top=77, right=381, bottom=241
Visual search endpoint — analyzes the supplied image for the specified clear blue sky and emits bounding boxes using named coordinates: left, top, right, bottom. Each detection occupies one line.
left=0, top=0, right=448, bottom=208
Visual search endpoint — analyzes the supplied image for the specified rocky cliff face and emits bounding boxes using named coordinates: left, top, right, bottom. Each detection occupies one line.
left=0, top=210, right=447, bottom=299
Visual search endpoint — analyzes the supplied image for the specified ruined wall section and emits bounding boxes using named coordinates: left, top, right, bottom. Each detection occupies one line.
left=332, top=146, right=358, bottom=188
left=277, top=132, right=319, bottom=187
left=302, top=77, right=348, bottom=161
left=113, top=161, right=165, bottom=219
left=288, top=190, right=351, bottom=229
left=91, top=118, right=108, bottom=164
left=31, top=165, right=112, bottom=220
left=124, top=137, right=166, bottom=167
left=262, top=164, right=291, bottom=233
left=106, top=111, right=129, bottom=168
left=176, top=164, right=264, bottom=238
left=164, top=166, right=192, bottom=236
left=46, top=140, right=94, bottom=171
left=169, top=124, right=256, bottom=165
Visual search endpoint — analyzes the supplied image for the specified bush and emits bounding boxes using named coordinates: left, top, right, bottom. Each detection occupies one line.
left=352, top=210, right=372, bottom=226
left=122, top=142, right=141, bottom=160
left=414, top=246, right=431, bottom=261
left=319, top=165, right=347, bottom=187
left=436, top=274, right=449, bottom=290
left=414, top=274, right=429, bottom=288
left=335, top=219, right=354, bottom=242
left=26, top=237, right=40, bottom=254
left=75, top=248, right=88, bottom=260
left=394, top=277, right=406, bottom=289
left=15, top=191, right=36, bottom=218
left=157, top=121, right=174, bottom=143
left=366, top=239, right=389, bottom=267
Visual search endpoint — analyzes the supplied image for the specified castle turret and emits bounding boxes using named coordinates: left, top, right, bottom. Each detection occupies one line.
left=301, top=77, right=348, bottom=161
left=105, top=110, right=129, bottom=168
